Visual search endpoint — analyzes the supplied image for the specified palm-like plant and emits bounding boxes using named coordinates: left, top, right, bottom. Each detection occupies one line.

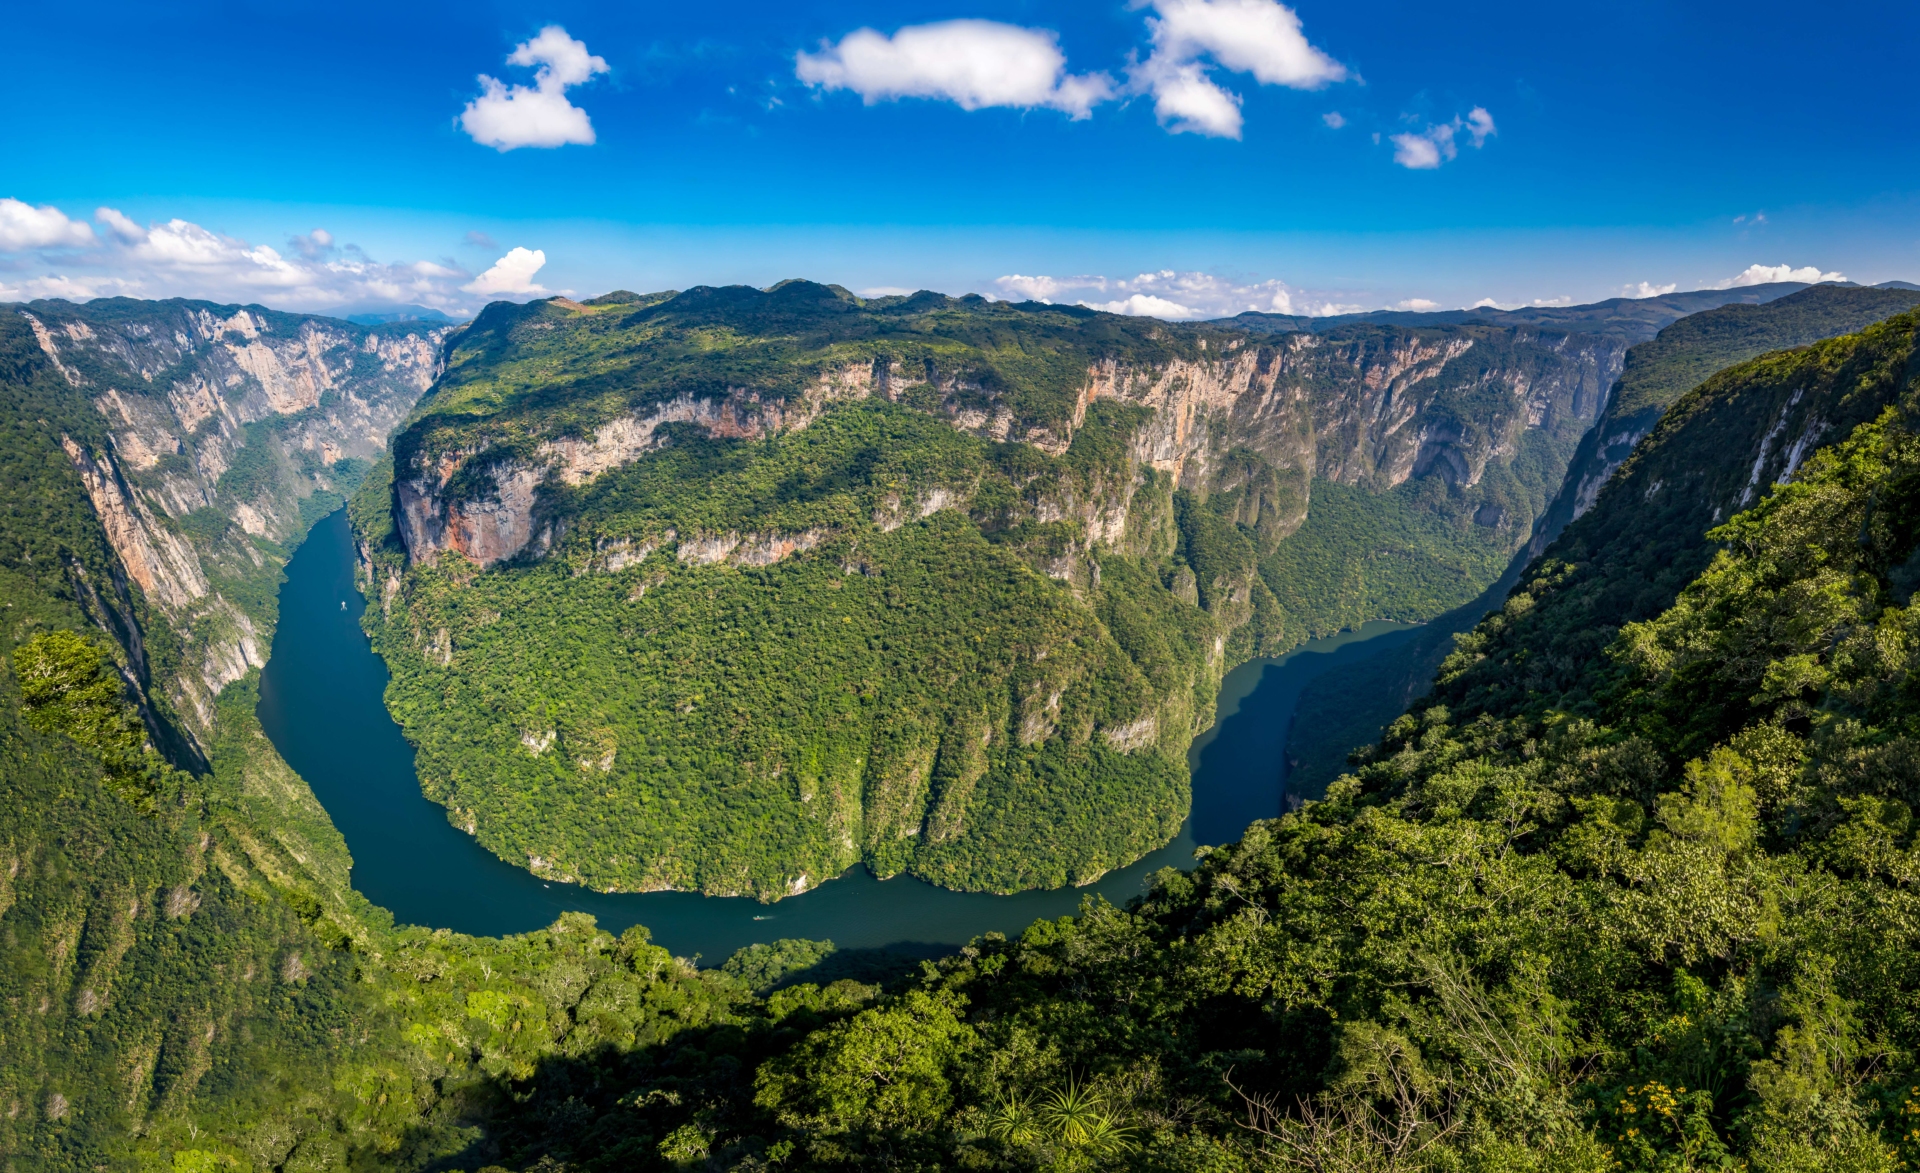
left=986, top=1091, right=1039, bottom=1145
left=1078, top=1112, right=1140, bottom=1157
left=1041, top=1080, right=1136, bottom=1153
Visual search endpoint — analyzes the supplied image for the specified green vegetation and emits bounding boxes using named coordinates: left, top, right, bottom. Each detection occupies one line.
left=370, top=286, right=1620, bottom=896
left=12, top=297, right=1920, bottom=1171
left=1261, top=479, right=1514, bottom=641
left=1609, top=283, right=1920, bottom=419
left=366, top=401, right=1244, bottom=897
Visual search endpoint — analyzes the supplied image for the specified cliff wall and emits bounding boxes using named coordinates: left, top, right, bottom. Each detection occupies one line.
left=12, top=297, right=451, bottom=741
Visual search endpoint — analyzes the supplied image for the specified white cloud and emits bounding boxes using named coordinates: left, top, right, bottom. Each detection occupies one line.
left=1390, top=107, right=1495, bottom=170
left=1390, top=127, right=1451, bottom=169
left=1141, top=0, right=1346, bottom=88
left=1133, top=0, right=1346, bottom=139
left=1395, top=298, right=1438, bottom=311
left=1322, top=111, right=1345, bottom=129
left=994, top=269, right=1362, bottom=320
left=858, top=285, right=915, bottom=298
left=464, top=247, right=550, bottom=296
left=1625, top=281, right=1678, bottom=298
left=461, top=26, right=609, bottom=151
left=1717, top=263, right=1846, bottom=288
left=1464, top=106, right=1495, bottom=146
left=798, top=0, right=1343, bottom=139
left=0, top=199, right=95, bottom=250
left=1085, top=292, right=1200, bottom=317
left=0, top=206, right=514, bottom=314
left=94, top=206, right=145, bottom=244
left=1466, top=295, right=1575, bottom=311
left=1134, top=60, right=1244, bottom=137
left=796, top=21, right=1113, bottom=118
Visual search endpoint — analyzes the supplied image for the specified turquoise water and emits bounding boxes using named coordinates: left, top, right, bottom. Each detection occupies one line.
left=257, top=509, right=1414, bottom=958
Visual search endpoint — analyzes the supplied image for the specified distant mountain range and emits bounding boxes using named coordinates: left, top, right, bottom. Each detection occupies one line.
left=1213, top=279, right=1920, bottom=342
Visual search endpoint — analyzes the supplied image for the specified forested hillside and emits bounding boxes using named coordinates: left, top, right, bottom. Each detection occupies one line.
left=1285, top=282, right=1920, bottom=799
left=361, top=282, right=1621, bottom=896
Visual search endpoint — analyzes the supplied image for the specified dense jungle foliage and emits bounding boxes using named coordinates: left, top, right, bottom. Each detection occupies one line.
left=359, top=398, right=1263, bottom=899
left=16, top=303, right=1920, bottom=1173
left=1605, top=284, right=1920, bottom=420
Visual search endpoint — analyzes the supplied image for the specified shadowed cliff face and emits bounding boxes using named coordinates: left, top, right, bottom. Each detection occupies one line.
left=1433, top=306, right=1920, bottom=725
left=10, top=297, right=451, bottom=741
left=1525, top=284, right=1920, bottom=559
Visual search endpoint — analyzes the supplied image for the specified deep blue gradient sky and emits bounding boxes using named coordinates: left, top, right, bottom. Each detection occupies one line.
left=5, top=0, right=1917, bottom=314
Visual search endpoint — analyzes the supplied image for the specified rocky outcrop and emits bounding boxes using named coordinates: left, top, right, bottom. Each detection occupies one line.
left=1524, top=284, right=1920, bottom=558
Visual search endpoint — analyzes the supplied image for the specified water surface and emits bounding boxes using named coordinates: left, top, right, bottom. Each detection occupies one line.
left=259, top=510, right=1412, bottom=958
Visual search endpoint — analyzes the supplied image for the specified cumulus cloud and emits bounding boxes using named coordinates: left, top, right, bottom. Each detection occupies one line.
left=1395, top=298, right=1438, bottom=311
left=464, top=247, right=550, bottom=295
left=1625, top=281, right=1678, bottom=298
left=797, top=0, right=1344, bottom=139
left=461, top=26, right=609, bottom=151
left=94, top=206, right=145, bottom=244
left=0, top=198, right=95, bottom=250
left=1133, top=0, right=1347, bottom=138
left=1717, top=263, right=1846, bottom=288
left=795, top=20, right=1113, bottom=117
left=994, top=269, right=1361, bottom=320
left=0, top=200, right=546, bottom=314
left=1322, top=111, right=1346, bottom=128
left=1390, top=106, right=1495, bottom=169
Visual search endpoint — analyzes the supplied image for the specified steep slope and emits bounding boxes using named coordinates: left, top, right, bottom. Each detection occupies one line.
left=7, top=297, right=451, bottom=745
left=1434, top=306, right=1920, bottom=724
left=360, top=282, right=1623, bottom=897
left=1285, top=284, right=1920, bottom=797
left=1527, top=282, right=1920, bottom=556
left=11, top=298, right=1920, bottom=1170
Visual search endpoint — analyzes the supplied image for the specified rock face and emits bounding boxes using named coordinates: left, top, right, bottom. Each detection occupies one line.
left=13, top=297, right=453, bottom=740
left=393, top=301, right=1624, bottom=572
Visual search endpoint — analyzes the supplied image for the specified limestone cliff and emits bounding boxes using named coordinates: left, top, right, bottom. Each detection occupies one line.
left=392, top=302, right=1623, bottom=582
left=13, top=297, right=452, bottom=742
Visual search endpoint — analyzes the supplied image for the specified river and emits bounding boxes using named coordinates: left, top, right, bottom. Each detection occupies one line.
left=258, top=509, right=1415, bottom=960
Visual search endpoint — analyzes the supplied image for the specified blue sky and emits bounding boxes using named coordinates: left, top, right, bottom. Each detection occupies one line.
left=3, top=0, right=1917, bottom=317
